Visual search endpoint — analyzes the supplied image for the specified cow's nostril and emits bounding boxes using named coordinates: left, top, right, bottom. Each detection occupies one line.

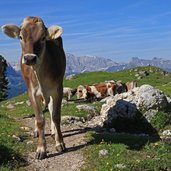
left=23, top=54, right=37, bottom=65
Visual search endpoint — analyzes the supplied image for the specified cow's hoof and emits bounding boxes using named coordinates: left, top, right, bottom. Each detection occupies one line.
left=35, top=151, right=47, bottom=160
left=34, top=131, right=39, bottom=138
left=56, top=143, right=66, bottom=153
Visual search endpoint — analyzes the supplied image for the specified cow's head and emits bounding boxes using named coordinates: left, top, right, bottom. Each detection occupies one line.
left=2, top=16, right=63, bottom=65
left=76, top=85, right=88, bottom=99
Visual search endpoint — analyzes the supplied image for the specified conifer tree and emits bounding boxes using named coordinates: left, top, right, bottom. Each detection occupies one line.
left=0, top=55, right=8, bottom=101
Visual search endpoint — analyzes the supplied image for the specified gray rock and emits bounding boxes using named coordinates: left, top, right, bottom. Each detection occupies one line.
left=12, top=135, right=21, bottom=142
left=76, top=104, right=98, bottom=120
left=76, top=104, right=96, bottom=113
left=162, top=129, right=171, bottom=136
left=6, top=103, right=15, bottom=109
left=20, top=126, right=31, bottom=132
left=100, top=96, right=113, bottom=103
left=115, top=164, right=126, bottom=169
left=136, top=85, right=168, bottom=110
left=100, top=84, right=169, bottom=127
left=99, top=149, right=109, bottom=157
left=61, top=116, right=85, bottom=125
left=104, top=100, right=137, bottom=125
left=27, top=140, right=34, bottom=144
left=15, top=101, right=25, bottom=105
left=143, top=109, right=158, bottom=122
left=166, top=96, right=171, bottom=104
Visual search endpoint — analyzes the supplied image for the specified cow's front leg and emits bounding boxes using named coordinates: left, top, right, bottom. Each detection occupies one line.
left=35, top=113, right=46, bottom=159
left=30, top=94, right=47, bottom=160
left=48, top=92, right=66, bottom=153
left=34, top=120, right=39, bottom=138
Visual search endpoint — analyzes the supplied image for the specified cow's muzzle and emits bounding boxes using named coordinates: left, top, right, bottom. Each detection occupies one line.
left=22, top=54, right=37, bottom=65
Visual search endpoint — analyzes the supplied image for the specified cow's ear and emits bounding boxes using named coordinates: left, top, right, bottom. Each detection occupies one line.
left=1, top=24, right=20, bottom=39
left=47, top=25, right=63, bottom=39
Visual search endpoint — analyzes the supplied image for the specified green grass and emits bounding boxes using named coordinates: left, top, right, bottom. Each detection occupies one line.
left=0, top=93, right=33, bottom=118
left=151, top=110, right=171, bottom=132
left=0, top=65, right=171, bottom=170
left=64, top=66, right=171, bottom=97
left=0, top=114, right=31, bottom=170
left=62, top=102, right=90, bottom=118
left=82, top=131, right=171, bottom=171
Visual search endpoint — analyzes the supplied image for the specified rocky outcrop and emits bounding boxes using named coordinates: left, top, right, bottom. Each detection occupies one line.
left=100, top=85, right=169, bottom=127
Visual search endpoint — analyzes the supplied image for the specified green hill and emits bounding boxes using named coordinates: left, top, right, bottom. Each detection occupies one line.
left=64, top=65, right=171, bottom=97
left=1, top=65, right=171, bottom=120
left=0, top=66, right=171, bottom=170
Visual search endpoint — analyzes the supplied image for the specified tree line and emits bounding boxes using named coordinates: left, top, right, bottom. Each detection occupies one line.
left=0, top=55, right=8, bottom=101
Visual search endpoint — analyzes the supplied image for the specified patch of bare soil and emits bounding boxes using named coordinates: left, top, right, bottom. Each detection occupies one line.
left=21, top=117, right=89, bottom=171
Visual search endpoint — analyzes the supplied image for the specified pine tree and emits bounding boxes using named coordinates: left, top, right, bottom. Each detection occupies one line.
left=0, top=55, right=8, bottom=101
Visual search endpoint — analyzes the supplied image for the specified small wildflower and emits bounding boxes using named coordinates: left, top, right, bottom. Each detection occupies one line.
left=136, top=159, right=140, bottom=163
left=100, top=139, right=105, bottom=144
left=154, top=142, right=158, bottom=146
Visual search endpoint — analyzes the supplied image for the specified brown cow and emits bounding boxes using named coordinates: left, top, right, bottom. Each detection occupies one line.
left=2, top=16, right=66, bottom=159
left=77, top=82, right=117, bottom=100
left=126, top=80, right=137, bottom=91
left=63, top=87, right=77, bottom=100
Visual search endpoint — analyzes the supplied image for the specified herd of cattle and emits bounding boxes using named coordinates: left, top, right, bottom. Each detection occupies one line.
left=63, top=80, right=137, bottom=102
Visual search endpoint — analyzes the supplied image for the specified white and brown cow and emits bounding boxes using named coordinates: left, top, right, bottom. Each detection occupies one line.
left=2, top=16, right=66, bottom=159
left=77, top=82, right=117, bottom=100
left=63, top=87, right=77, bottom=100
left=115, top=80, right=128, bottom=94
left=126, top=80, right=137, bottom=91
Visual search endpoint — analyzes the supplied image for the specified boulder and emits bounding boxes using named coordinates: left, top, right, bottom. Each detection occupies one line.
left=100, top=84, right=169, bottom=127
left=76, top=104, right=99, bottom=120
left=135, top=85, right=168, bottom=110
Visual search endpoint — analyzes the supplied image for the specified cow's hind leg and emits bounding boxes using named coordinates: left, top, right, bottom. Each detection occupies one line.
left=48, top=93, right=66, bottom=153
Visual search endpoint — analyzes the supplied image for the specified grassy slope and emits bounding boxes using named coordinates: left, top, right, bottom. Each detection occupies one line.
left=0, top=66, right=171, bottom=170
left=82, top=131, right=171, bottom=171
left=64, top=66, right=171, bottom=97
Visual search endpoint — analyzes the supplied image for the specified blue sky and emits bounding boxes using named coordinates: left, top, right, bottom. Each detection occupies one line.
left=0, top=0, right=171, bottom=62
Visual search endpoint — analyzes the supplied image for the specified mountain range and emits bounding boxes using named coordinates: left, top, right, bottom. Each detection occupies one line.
left=6, top=53, right=171, bottom=98
left=6, top=64, right=26, bottom=99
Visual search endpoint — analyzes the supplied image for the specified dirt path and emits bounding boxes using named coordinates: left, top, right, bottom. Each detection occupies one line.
left=21, top=117, right=90, bottom=171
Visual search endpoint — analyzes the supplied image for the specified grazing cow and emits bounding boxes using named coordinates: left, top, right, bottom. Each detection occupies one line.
left=115, top=80, right=128, bottom=94
left=105, top=80, right=128, bottom=94
left=2, top=16, right=66, bottom=159
left=126, top=81, right=137, bottom=91
left=63, top=87, right=77, bottom=100
left=76, top=85, right=88, bottom=99
left=77, top=82, right=117, bottom=100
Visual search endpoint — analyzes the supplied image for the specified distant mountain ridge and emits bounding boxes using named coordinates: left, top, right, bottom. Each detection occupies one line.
left=106, top=57, right=171, bottom=73
left=65, top=53, right=118, bottom=75
left=7, top=63, right=26, bottom=99
left=7, top=54, right=171, bottom=98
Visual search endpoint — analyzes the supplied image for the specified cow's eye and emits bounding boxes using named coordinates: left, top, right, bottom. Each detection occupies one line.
left=19, top=35, right=22, bottom=40
left=41, top=36, right=46, bottom=41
